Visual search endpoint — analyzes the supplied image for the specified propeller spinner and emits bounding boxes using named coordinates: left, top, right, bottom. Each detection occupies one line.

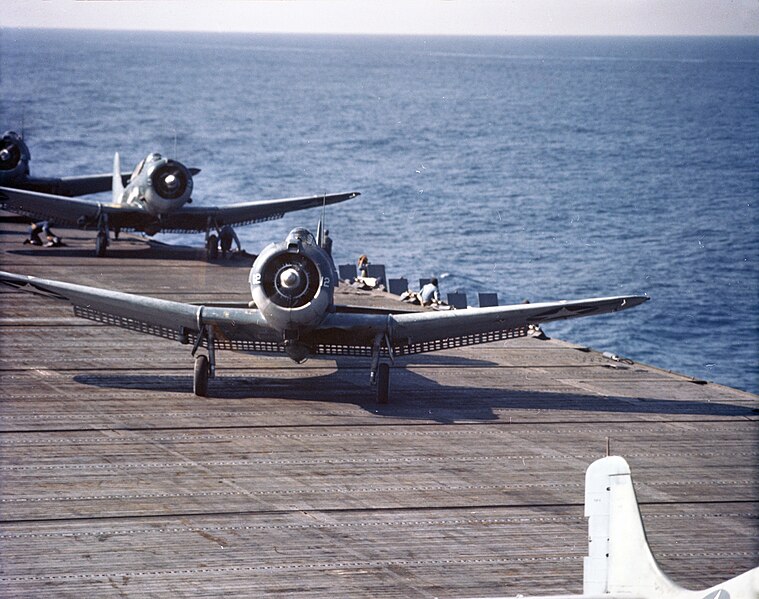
left=0, top=133, right=24, bottom=172
left=151, top=161, right=189, bottom=199
left=264, top=253, right=320, bottom=309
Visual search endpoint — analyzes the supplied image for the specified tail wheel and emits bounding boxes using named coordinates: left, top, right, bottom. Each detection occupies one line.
left=206, top=234, right=218, bottom=260
left=95, top=232, right=107, bottom=257
left=376, top=363, right=390, bottom=404
left=194, top=355, right=209, bottom=397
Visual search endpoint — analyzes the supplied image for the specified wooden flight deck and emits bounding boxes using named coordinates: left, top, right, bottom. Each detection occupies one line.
left=0, top=218, right=756, bottom=597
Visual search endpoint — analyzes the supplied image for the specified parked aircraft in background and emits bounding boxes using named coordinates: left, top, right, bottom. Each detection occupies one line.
left=0, top=227, right=647, bottom=401
left=467, top=456, right=758, bottom=599
left=0, top=130, right=129, bottom=196
left=0, top=151, right=359, bottom=257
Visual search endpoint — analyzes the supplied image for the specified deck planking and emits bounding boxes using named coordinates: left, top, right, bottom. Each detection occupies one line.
left=0, top=218, right=757, bottom=597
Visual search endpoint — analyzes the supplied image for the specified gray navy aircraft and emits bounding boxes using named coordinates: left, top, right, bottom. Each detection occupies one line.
left=469, top=456, right=759, bottom=599
left=0, top=150, right=359, bottom=257
left=0, top=226, right=647, bottom=402
left=0, top=130, right=130, bottom=196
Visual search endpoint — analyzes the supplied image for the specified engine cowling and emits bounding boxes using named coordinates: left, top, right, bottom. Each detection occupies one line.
left=249, top=228, right=335, bottom=344
left=0, top=131, right=30, bottom=183
left=143, top=158, right=193, bottom=215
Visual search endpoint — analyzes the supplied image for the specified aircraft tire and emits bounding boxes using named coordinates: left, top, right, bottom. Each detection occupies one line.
left=194, top=355, right=209, bottom=397
left=95, top=233, right=107, bottom=257
left=207, top=235, right=218, bottom=260
left=376, top=363, right=390, bottom=404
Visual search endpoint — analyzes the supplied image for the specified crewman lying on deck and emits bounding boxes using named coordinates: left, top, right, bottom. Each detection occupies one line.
left=399, top=277, right=445, bottom=308
left=219, top=224, right=242, bottom=258
left=23, top=221, right=63, bottom=247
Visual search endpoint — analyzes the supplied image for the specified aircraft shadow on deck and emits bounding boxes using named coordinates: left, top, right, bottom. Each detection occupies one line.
left=72, top=353, right=755, bottom=423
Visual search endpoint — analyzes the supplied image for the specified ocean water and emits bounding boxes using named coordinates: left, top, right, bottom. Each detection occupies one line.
left=1, top=30, right=757, bottom=393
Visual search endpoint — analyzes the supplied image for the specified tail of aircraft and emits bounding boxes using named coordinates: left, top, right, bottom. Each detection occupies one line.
left=315, top=194, right=327, bottom=247
left=112, top=152, right=125, bottom=203
left=583, top=456, right=758, bottom=598
left=315, top=195, right=339, bottom=282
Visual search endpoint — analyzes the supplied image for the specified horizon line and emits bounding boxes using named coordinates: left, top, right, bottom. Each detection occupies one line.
left=3, top=26, right=759, bottom=38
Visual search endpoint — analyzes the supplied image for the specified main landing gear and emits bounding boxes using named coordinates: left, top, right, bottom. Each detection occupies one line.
left=194, top=354, right=209, bottom=397
left=191, top=325, right=216, bottom=397
left=206, top=234, right=218, bottom=260
left=204, top=217, right=220, bottom=260
left=95, top=213, right=109, bottom=257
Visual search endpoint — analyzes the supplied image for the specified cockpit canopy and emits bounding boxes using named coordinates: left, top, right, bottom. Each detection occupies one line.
left=286, top=227, right=316, bottom=249
left=129, top=153, right=164, bottom=183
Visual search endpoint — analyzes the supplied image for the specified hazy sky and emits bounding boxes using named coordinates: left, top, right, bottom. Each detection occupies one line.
left=2, top=0, right=759, bottom=36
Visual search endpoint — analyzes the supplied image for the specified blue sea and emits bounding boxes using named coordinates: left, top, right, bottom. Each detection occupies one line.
left=1, top=30, right=757, bottom=394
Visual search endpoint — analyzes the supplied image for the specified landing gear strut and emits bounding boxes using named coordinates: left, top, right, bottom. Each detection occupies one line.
left=370, top=332, right=392, bottom=404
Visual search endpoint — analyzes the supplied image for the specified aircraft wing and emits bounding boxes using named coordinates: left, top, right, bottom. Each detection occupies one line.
left=389, top=296, right=648, bottom=349
left=0, top=271, right=276, bottom=346
left=0, top=185, right=176, bottom=231
left=154, top=191, right=360, bottom=233
left=1, top=185, right=103, bottom=225
left=18, top=173, right=132, bottom=197
left=302, top=295, right=649, bottom=357
left=1, top=182, right=340, bottom=233
left=0, top=186, right=142, bottom=227
left=0, top=271, right=647, bottom=358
